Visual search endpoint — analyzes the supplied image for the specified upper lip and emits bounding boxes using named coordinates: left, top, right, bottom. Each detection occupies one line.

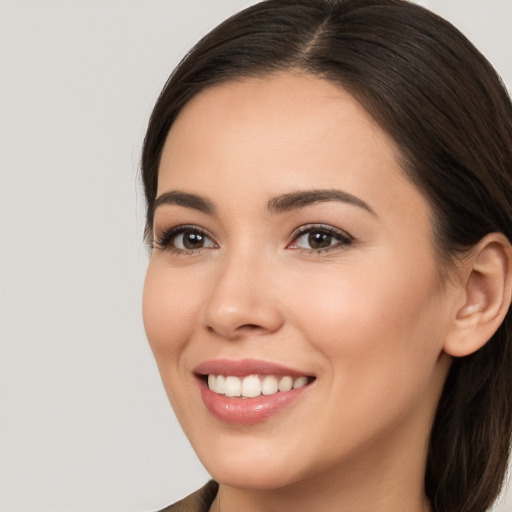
left=194, top=358, right=314, bottom=378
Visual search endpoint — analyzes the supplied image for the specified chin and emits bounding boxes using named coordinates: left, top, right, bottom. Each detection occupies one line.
left=194, top=437, right=309, bottom=490
left=208, top=462, right=303, bottom=491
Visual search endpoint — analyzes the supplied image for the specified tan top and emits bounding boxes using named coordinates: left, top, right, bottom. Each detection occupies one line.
left=157, top=481, right=219, bottom=512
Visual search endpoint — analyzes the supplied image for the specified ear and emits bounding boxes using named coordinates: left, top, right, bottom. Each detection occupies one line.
left=443, top=233, right=512, bottom=358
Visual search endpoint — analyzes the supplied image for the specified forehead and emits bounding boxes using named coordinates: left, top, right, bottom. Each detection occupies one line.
left=159, top=73, right=404, bottom=196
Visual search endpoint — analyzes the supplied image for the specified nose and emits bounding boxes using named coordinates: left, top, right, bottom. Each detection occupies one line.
left=202, top=252, right=284, bottom=340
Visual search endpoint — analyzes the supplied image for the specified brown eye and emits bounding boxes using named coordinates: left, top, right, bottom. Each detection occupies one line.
left=173, top=229, right=215, bottom=251
left=289, top=224, right=353, bottom=252
left=154, top=225, right=216, bottom=252
left=179, top=231, right=207, bottom=249
left=307, top=232, right=333, bottom=249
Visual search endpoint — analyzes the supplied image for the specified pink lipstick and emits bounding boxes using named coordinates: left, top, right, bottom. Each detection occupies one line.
left=195, top=359, right=315, bottom=425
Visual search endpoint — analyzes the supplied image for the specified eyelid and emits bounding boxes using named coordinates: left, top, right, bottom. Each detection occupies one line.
left=152, top=224, right=217, bottom=252
left=152, top=222, right=353, bottom=254
left=287, top=223, right=354, bottom=251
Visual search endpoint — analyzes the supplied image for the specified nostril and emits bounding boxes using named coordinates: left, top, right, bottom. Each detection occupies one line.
left=206, top=322, right=265, bottom=337
left=203, top=299, right=284, bottom=338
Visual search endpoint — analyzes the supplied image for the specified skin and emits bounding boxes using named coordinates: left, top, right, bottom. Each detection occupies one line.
left=142, top=73, right=467, bottom=512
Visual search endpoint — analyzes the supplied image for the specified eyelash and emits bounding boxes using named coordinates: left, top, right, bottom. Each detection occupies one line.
left=288, top=224, right=354, bottom=254
left=152, top=223, right=353, bottom=255
left=153, top=225, right=217, bottom=255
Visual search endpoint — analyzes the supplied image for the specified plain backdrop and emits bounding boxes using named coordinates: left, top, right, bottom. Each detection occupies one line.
left=1, top=1, right=511, bottom=511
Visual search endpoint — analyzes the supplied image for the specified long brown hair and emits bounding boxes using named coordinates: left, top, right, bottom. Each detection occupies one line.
left=141, top=1, right=512, bottom=510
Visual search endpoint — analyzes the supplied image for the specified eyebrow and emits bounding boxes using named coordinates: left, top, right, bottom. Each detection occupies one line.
left=153, top=191, right=216, bottom=215
left=153, top=188, right=375, bottom=217
left=267, top=189, right=375, bottom=215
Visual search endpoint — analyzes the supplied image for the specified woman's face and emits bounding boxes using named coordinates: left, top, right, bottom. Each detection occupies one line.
left=143, top=73, right=457, bottom=491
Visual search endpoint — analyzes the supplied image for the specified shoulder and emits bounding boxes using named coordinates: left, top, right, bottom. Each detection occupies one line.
left=156, top=481, right=219, bottom=512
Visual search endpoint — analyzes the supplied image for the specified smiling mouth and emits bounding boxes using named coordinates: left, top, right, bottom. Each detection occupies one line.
left=206, top=374, right=315, bottom=398
left=195, top=360, right=316, bottom=424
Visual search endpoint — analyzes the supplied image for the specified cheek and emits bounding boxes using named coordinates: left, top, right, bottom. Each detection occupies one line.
left=285, top=254, right=446, bottom=380
left=287, top=261, right=448, bottom=443
left=142, top=262, right=199, bottom=360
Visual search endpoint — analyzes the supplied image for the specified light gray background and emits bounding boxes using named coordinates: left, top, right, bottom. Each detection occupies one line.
left=1, top=1, right=511, bottom=511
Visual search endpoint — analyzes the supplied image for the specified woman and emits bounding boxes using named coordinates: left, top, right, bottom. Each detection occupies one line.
left=141, top=1, right=512, bottom=511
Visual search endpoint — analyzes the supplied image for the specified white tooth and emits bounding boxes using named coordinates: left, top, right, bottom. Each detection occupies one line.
left=214, top=375, right=226, bottom=395
left=241, top=375, right=262, bottom=398
left=278, top=376, right=293, bottom=392
left=224, top=376, right=242, bottom=397
left=293, top=376, right=308, bottom=389
left=208, top=374, right=216, bottom=391
left=262, top=375, right=278, bottom=395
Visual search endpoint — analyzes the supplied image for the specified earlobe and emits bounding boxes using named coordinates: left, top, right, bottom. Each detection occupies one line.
left=444, top=233, right=512, bottom=358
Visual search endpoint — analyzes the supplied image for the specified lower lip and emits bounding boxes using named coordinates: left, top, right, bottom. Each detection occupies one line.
left=198, top=379, right=312, bottom=425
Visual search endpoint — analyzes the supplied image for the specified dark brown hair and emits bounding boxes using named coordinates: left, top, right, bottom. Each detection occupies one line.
left=141, top=1, right=512, bottom=510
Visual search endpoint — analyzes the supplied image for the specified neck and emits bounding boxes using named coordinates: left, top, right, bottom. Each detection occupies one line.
left=213, top=479, right=431, bottom=512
